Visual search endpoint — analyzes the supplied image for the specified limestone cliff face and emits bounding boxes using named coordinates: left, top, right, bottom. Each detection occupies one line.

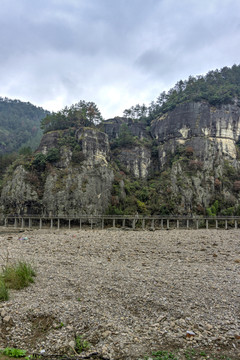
left=151, top=102, right=240, bottom=165
left=0, top=165, right=40, bottom=214
left=76, top=128, right=110, bottom=165
left=104, top=117, right=150, bottom=141
left=104, top=117, right=152, bottom=178
left=2, top=101, right=240, bottom=216
left=37, top=131, right=60, bottom=154
left=113, top=146, right=151, bottom=178
left=41, top=128, right=113, bottom=216
left=150, top=101, right=240, bottom=214
left=0, top=128, right=114, bottom=216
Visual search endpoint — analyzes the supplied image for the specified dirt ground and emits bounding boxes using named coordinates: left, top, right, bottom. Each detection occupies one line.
left=0, top=227, right=239, bottom=359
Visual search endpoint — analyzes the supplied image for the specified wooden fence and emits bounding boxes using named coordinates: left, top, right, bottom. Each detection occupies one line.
left=1, top=215, right=240, bottom=230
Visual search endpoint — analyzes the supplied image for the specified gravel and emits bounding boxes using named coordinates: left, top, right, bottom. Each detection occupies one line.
left=0, top=227, right=240, bottom=359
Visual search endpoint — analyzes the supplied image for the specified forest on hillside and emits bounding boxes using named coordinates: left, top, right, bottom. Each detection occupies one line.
left=1, top=64, right=240, bottom=216
left=123, top=64, right=240, bottom=121
left=0, top=97, right=49, bottom=155
left=0, top=98, right=49, bottom=189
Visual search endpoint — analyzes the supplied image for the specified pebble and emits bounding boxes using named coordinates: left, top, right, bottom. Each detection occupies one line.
left=0, top=229, right=239, bottom=359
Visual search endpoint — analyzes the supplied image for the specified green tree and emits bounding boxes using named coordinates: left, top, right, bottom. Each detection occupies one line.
left=0, top=97, right=49, bottom=155
left=18, top=146, right=32, bottom=156
left=132, top=64, right=240, bottom=120
left=206, top=200, right=219, bottom=216
left=41, top=100, right=103, bottom=133
left=32, top=153, right=47, bottom=171
left=46, top=148, right=60, bottom=163
left=111, top=124, right=136, bottom=148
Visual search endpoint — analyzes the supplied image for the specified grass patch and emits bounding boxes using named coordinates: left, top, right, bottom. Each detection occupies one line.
left=0, top=261, right=36, bottom=301
left=0, top=348, right=26, bottom=358
left=0, top=277, right=9, bottom=301
left=143, top=350, right=178, bottom=360
left=75, top=335, right=91, bottom=353
left=2, top=261, right=36, bottom=290
left=140, top=349, right=237, bottom=360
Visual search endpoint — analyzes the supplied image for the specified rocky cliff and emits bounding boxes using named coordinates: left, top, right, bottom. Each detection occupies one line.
left=1, top=101, right=240, bottom=216
left=149, top=101, right=240, bottom=214
left=0, top=128, right=114, bottom=216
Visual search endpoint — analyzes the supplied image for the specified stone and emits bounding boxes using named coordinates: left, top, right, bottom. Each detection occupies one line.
left=3, top=316, right=11, bottom=323
left=206, top=324, right=213, bottom=330
left=102, top=330, right=111, bottom=338
left=68, top=340, right=75, bottom=349
left=1, top=309, right=7, bottom=318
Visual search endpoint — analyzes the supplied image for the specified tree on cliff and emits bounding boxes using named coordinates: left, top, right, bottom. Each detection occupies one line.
left=123, top=64, right=240, bottom=121
left=148, top=64, right=240, bottom=118
left=41, top=100, right=103, bottom=133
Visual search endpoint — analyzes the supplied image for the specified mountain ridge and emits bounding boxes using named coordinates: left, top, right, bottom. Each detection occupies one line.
left=1, top=65, right=240, bottom=216
left=0, top=97, right=49, bottom=155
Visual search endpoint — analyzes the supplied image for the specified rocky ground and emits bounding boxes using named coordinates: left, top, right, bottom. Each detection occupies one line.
left=0, top=227, right=239, bottom=359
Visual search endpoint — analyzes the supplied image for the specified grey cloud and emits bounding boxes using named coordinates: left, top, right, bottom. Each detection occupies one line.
left=134, top=1, right=240, bottom=82
left=0, top=0, right=239, bottom=118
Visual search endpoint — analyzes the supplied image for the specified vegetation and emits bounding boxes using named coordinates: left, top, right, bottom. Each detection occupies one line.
left=74, top=335, right=91, bottom=353
left=110, top=124, right=139, bottom=149
left=0, top=97, right=49, bottom=155
left=0, top=152, right=18, bottom=191
left=140, top=348, right=236, bottom=360
left=0, top=348, right=27, bottom=358
left=143, top=350, right=178, bottom=359
left=206, top=200, right=219, bottom=216
left=123, top=64, right=240, bottom=121
left=2, top=261, right=36, bottom=291
left=45, top=147, right=61, bottom=163
left=2, top=67, right=240, bottom=217
left=107, top=171, right=179, bottom=216
left=0, top=277, right=9, bottom=301
left=41, top=100, right=103, bottom=133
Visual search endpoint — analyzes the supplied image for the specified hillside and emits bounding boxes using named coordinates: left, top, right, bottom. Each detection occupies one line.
left=1, top=65, right=240, bottom=217
left=0, top=97, right=49, bottom=154
left=123, top=64, right=240, bottom=121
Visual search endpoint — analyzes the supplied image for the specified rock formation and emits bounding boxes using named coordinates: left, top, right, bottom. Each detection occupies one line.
left=1, top=101, right=240, bottom=216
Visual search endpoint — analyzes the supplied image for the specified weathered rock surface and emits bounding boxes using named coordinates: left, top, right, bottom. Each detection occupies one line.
left=0, top=228, right=239, bottom=359
left=113, top=146, right=151, bottom=178
left=0, top=165, right=40, bottom=214
left=151, top=102, right=240, bottom=165
left=0, top=128, right=114, bottom=216
left=103, top=117, right=150, bottom=141
left=37, top=131, right=60, bottom=154
left=2, top=101, right=240, bottom=215
left=76, top=127, right=110, bottom=165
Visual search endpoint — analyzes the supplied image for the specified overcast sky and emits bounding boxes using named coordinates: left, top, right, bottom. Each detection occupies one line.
left=0, top=0, right=240, bottom=118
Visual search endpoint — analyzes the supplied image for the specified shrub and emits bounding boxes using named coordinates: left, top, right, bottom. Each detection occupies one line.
left=221, top=207, right=235, bottom=216
left=206, top=200, right=219, bottom=216
left=75, top=335, right=91, bottom=353
left=3, top=262, right=36, bottom=290
left=148, top=350, right=178, bottom=359
left=32, top=153, right=47, bottom=171
left=0, top=277, right=9, bottom=301
left=18, top=146, right=32, bottom=156
left=46, top=147, right=60, bottom=163
left=136, top=199, right=148, bottom=214
left=111, top=124, right=137, bottom=148
left=72, top=149, right=85, bottom=164
left=0, top=348, right=27, bottom=358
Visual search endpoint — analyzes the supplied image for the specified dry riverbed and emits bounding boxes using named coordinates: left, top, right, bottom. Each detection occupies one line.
left=0, top=228, right=239, bottom=359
